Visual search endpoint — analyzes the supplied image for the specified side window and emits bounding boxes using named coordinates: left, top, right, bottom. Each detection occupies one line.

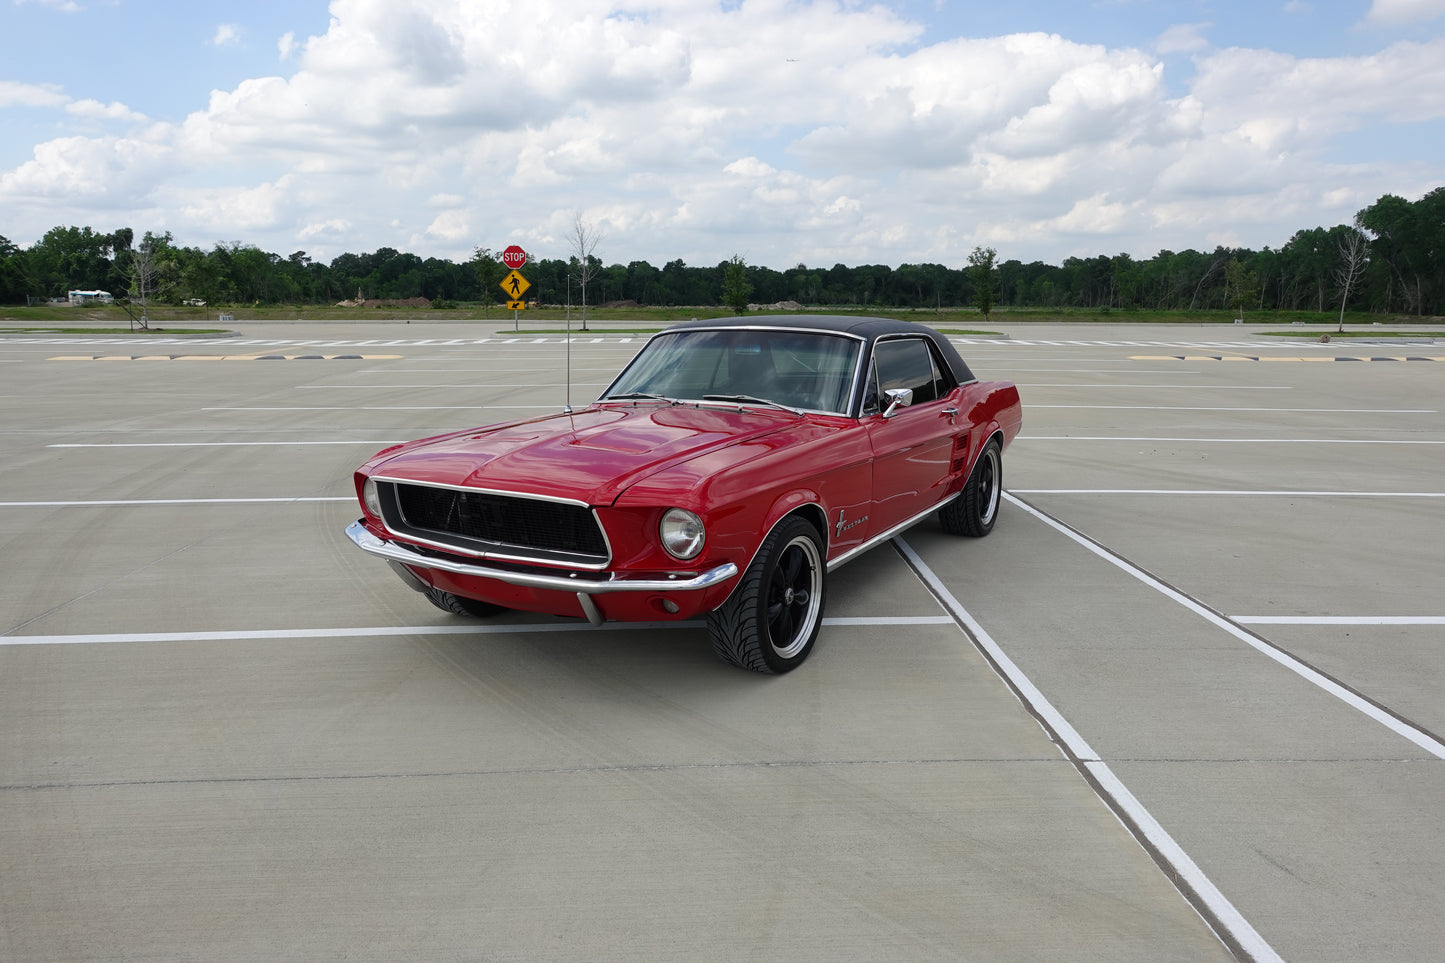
left=873, top=338, right=947, bottom=406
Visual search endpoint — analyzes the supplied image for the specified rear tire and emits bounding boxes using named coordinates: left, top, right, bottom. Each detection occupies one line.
left=940, top=440, right=1001, bottom=537
left=707, top=516, right=826, bottom=674
left=424, top=586, right=507, bottom=618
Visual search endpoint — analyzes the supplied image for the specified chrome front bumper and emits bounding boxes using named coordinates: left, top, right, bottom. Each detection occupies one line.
left=345, top=520, right=738, bottom=624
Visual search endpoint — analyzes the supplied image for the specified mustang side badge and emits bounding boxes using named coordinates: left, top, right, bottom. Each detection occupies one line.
left=835, top=509, right=869, bottom=537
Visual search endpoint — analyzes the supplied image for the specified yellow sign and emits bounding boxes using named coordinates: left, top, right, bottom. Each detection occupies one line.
left=506, top=300, right=527, bottom=310
left=500, top=270, right=531, bottom=300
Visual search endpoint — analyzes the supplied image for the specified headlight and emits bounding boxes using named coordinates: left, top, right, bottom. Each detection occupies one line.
left=659, top=508, right=705, bottom=560
left=361, top=477, right=383, bottom=518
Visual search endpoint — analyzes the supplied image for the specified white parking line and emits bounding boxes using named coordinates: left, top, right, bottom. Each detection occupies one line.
left=0, top=616, right=954, bottom=646
left=1003, top=493, right=1445, bottom=761
left=1232, top=616, right=1445, bottom=625
left=296, top=383, right=609, bottom=389
left=202, top=405, right=558, bottom=411
left=0, top=497, right=352, bottom=507
left=892, top=537, right=1281, bottom=963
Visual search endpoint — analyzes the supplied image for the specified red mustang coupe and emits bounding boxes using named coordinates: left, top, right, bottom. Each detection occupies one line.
left=346, top=316, right=1022, bottom=673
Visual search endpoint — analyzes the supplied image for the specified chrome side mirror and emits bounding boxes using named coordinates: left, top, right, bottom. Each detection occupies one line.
left=882, top=387, right=913, bottom=418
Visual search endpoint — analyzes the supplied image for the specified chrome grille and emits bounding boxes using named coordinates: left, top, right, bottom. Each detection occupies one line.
left=386, top=482, right=608, bottom=563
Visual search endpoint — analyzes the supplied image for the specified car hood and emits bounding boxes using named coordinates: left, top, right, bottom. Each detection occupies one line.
left=364, top=403, right=809, bottom=505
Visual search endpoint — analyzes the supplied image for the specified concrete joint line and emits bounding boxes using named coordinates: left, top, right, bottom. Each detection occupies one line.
left=893, top=536, right=1281, bottom=963
left=1002, top=493, right=1445, bottom=761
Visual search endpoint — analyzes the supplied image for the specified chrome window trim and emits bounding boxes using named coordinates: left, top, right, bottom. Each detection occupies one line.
left=870, top=333, right=957, bottom=401
left=600, top=326, right=870, bottom=417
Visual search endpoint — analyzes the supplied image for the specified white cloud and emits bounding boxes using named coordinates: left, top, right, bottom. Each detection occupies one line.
left=419, top=209, right=470, bottom=242
left=66, top=99, right=147, bottom=122
left=0, top=80, right=69, bottom=109
left=2, top=0, right=1442, bottom=266
left=1190, top=39, right=1445, bottom=145
left=2, top=134, right=165, bottom=195
left=1363, top=0, right=1445, bottom=25
left=1156, top=22, right=1211, bottom=54
left=986, top=54, right=1168, bottom=157
left=211, top=23, right=241, bottom=47
left=14, top=0, right=81, bottom=11
left=299, top=218, right=353, bottom=239
left=175, top=176, right=296, bottom=231
left=1, top=83, right=145, bottom=124
left=1050, top=194, right=1133, bottom=235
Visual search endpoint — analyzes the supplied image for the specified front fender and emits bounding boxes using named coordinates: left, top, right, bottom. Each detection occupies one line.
left=614, top=418, right=871, bottom=580
left=735, top=488, right=830, bottom=576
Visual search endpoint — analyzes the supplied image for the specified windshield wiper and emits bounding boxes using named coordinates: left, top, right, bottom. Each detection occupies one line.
left=603, top=391, right=674, bottom=403
left=701, top=394, right=800, bottom=414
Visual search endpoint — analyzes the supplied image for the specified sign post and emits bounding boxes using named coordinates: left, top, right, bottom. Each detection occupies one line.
left=499, top=246, right=528, bottom=329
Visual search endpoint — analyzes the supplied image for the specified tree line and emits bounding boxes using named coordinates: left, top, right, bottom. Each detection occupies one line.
left=2, top=187, right=1441, bottom=316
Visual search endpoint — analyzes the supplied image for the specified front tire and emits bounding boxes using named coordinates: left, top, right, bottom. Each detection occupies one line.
left=940, top=439, right=1001, bottom=537
left=424, top=586, right=508, bottom=618
left=707, top=516, right=826, bottom=674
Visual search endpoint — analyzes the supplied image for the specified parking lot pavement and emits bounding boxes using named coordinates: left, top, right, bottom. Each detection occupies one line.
left=950, top=322, right=1444, bottom=961
left=3, top=321, right=1441, bottom=961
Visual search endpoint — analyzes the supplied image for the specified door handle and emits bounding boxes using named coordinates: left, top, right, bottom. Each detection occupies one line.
left=941, top=407, right=959, bottom=422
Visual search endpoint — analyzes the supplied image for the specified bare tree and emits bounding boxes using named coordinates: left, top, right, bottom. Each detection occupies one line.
left=568, top=214, right=604, bottom=331
left=1187, top=250, right=1227, bottom=311
left=1224, top=257, right=1260, bottom=322
left=127, top=233, right=170, bottom=330
left=1334, top=227, right=1369, bottom=333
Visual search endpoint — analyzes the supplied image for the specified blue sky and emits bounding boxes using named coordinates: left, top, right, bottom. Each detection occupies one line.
left=3, top=0, right=1443, bottom=270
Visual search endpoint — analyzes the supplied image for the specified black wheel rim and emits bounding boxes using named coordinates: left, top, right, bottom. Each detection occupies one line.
left=765, top=535, right=821, bottom=658
left=977, top=448, right=1000, bottom=526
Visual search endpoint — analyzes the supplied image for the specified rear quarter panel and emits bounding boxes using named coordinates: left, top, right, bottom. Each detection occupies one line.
left=956, top=380, right=1022, bottom=490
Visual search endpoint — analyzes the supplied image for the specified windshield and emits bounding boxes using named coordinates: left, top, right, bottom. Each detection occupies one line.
left=602, top=329, right=861, bottom=414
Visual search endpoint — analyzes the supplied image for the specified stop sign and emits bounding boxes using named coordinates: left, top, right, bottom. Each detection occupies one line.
left=502, top=245, right=527, bottom=269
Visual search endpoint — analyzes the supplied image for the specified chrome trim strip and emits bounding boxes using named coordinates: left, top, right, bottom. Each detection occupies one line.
left=347, top=521, right=737, bottom=595
left=370, top=475, right=592, bottom=509
left=826, top=496, right=957, bottom=572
